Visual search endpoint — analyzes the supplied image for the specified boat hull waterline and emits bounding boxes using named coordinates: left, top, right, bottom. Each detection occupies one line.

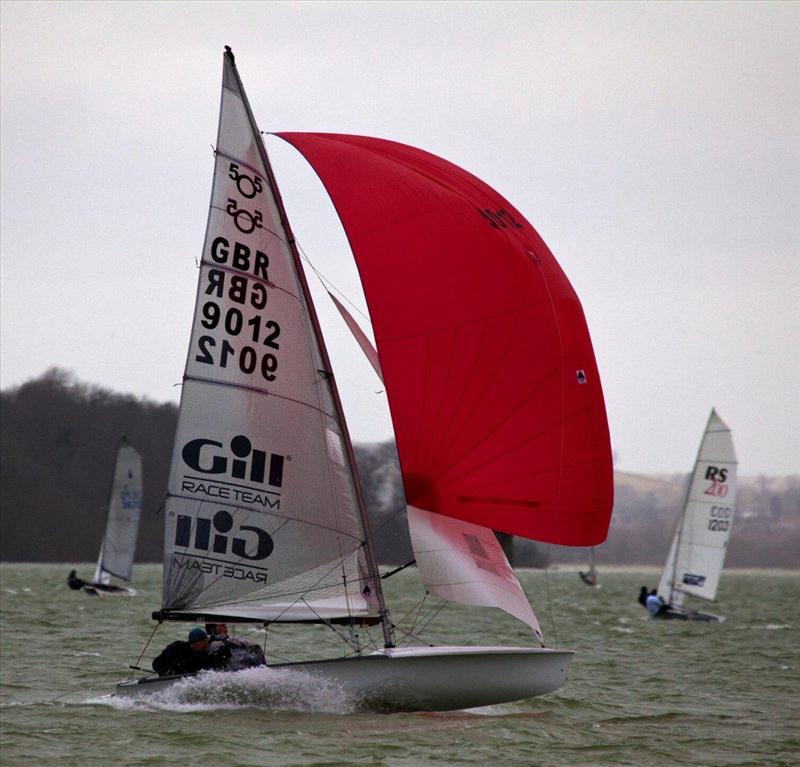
left=115, top=646, right=573, bottom=712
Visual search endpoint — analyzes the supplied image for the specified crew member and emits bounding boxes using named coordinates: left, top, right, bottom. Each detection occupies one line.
left=206, top=623, right=266, bottom=669
left=152, top=627, right=231, bottom=677
left=645, top=590, right=669, bottom=617
left=67, top=570, right=86, bottom=590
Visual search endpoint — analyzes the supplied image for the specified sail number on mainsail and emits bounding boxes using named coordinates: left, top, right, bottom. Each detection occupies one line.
left=190, top=129, right=283, bottom=385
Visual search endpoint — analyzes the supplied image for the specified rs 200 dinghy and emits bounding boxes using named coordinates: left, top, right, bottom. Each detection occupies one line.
left=649, top=409, right=737, bottom=622
left=115, top=48, right=613, bottom=711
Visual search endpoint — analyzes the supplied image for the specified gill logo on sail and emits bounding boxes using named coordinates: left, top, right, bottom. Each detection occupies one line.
left=175, top=510, right=274, bottom=561
left=182, top=435, right=284, bottom=488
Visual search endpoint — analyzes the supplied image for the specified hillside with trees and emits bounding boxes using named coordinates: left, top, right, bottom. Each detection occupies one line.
left=1, top=370, right=797, bottom=568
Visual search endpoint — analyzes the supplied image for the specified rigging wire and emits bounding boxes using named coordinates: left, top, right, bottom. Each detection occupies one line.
left=295, top=242, right=372, bottom=325
left=543, top=546, right=559, bottom=649
left=298, top=599, right=371, bottom=655
left=412, top=597, right=448, bottom=637
left=132, top=621, right=161, bottom=671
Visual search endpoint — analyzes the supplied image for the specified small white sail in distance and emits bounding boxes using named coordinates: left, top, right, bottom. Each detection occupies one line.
left=94, top=437, right=142, bottom=584
left=329, top=290, right=543, bottom=642
left=657, top=408, right=737, bottom=607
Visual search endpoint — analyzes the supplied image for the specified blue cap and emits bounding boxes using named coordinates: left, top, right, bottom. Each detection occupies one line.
left=188, top=628, right=208, bottom=643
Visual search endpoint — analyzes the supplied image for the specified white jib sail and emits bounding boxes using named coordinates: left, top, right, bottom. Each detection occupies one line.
left=408, top=505, right=544, bottom=644
left=658, top=409, right=737, bottom=605
left=94, top=438, right=142, bottom=583
left=161, top=55, right=379, bottom=622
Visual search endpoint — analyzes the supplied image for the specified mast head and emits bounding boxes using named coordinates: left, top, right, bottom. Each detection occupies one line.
left=224, top=45, right=235, bottom=64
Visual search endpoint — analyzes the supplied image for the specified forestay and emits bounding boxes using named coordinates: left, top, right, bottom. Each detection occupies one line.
left=658, top=409, right=737, bottom=605
left=160, top=55, right=380, bottom=623
left=278, top=132, right=613, bottom=547
left=94, top=437, right=142, bottom=584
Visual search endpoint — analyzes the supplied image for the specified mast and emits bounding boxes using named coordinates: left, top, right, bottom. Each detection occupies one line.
left=222, top=47, right=394, bottom=647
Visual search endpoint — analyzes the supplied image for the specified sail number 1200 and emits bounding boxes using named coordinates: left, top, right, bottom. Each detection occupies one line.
left=196, top=336, right=278, bottom=381
left=708, top=505, right=732, bottom=532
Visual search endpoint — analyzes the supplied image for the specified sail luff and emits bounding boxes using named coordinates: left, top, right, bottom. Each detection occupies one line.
left=214, top=49, right=392, bottom=642
left=669, top=438, right=702, bottom=604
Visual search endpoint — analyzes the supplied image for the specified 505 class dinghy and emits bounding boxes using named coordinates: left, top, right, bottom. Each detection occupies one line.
left=115, top=48, right=613, bottom=711
left=648, top=409, right=737, bottom=622
left=68, top=436, right=142, bottom=596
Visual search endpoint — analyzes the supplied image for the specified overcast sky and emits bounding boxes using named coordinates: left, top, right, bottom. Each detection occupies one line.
left=1, top=1, right=798, bottom=475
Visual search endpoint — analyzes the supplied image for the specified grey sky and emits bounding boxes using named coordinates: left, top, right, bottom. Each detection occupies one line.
left=1, top=1, right=798, bottom=475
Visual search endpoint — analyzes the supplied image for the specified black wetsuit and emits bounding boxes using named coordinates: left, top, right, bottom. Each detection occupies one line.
left=67, top=570, right=127, bottom=593
left=67, top=570, right=86, bottom=590
left=152, top=641, right=231, bottom=677
left=209, top=635, right=266, bottom=670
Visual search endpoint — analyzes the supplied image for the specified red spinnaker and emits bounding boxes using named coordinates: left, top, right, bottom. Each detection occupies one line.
left=278, top=133, right=613, bottom=545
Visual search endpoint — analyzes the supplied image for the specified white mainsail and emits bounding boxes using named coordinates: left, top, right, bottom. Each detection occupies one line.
left=657, top=409, right=737, bottom=606
left=160, top=53, right=383, bottom=624
left=93, top=437, right=142, bottom=584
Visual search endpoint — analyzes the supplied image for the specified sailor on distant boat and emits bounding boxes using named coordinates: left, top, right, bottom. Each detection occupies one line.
left=645, top=590, right=668, bottom=617
left=152, top=628, right=231, bottom=677
left=206, top=623, right=266, bottom=670
left=67, top=570, right=86, bottom=590
left=638, top=586, right=648, bottom=606
left=66, top=569, right=129, bottom=594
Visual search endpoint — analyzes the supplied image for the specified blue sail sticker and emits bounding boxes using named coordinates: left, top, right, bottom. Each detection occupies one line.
left=682, top=573, right=706, bottom=587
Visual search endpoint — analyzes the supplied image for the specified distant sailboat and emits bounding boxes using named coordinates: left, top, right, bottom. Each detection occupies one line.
left=650, top=409, right=737, bottom=621
left=116, top=48, right=613, bottom=711
left=579, top=547, right=599, bottom=587
left=67, top=436, right=142, bottom=596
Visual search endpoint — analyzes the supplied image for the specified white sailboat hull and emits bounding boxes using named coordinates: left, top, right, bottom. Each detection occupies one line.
left=115, top=646, right=573, bottom=712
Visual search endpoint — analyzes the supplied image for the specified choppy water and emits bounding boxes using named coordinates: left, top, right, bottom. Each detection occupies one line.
left=1, top=564, right=798, bottom=766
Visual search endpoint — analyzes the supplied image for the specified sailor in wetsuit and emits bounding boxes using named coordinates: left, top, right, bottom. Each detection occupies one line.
left=67, top=570, right=86, bottom=590
left=206, top=623, right=266, bottom=670
left=152, top=628, right=231, bottom=677
left=66, top=569, right=127, bottom=593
